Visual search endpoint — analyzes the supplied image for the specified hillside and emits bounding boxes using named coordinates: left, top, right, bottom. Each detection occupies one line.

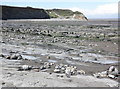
left=46, top=9, right=88, bottom=20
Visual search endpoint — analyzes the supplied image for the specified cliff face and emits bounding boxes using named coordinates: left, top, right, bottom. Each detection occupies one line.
left=0, top=5, right=50, bottom=20
left=46, top=9, right=88, bottom=21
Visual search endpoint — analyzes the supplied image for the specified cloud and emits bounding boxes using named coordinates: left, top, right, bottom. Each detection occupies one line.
left=69, top=3, right=118, bottom=17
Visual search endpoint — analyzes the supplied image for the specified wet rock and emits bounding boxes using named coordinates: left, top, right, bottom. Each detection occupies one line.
left=49, top=72, right=52, bottom=75
left=41, top=69, right=48, bottom=72
left=17, top=55, right=23, bottom=60
left=2, top=82, right=5, bottom=85
left=49, top=62, right=55, bottom=66
left=77, top=70, right=85, bottom=75
left=10, top=53, right=22, bottom=60
left=47, top=56, right=51, bottom=59
left=70, top=66, right=77, bottom=75
left=65, top=67, right=71, bottom=77
left=18, top=65, right=33, bottom=71
left=33, top=69, right=40, bottom=72
left=5, top=55, right=11, bottom=59
left=45, top=65, right=51, bottom=69
left=61, top=67, right=66, bottom=73
left=40, top=66, right=46, bottom=70
left=93, top=66, right=119, bottom=79
left=64, top=65, right=68, bottom=68
left=0, top=54, right=5, bottom=57
left=56, top=74, right=64, bottom=78
left=94, top=58, right=98, bottom=61
left=55, top=65, right=60, bottom=69
left=54, top=69, right=61, bottom=73
left=43, top=62, right=52, bottom=69
left=93, top=71, right=108, bottom=78
left=107, top=66, right=118, bottom=76
left=66, top=73, right=71, bottom=78
left=108, top=74, right=116, bottom=79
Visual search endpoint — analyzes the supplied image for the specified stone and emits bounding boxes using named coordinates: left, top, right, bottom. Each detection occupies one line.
left=65, top=67, right=71, bottom=76
left=2, top=82, right=5, bottom=85
left=0, top=54, right=5, bottom=57
left=20, top=65, right=32, bottom=70
left=5, top=56, right=11, bottom=59
left=61, top=67, right=66, bottom=71
left=108, top=66, right=118, bottom=75
left=66, top=73, right=71, bottom=78
left=54, top=69, right=61, bottom=73
left=55, top=65, right=60, bottom=69
left=10, top=53, right=22, bottom=60
left=93, top=71, right=108, bottom=78
left=49, top=62, right=54, bottom=66
left=94, top=58, right=98, bottom=61
left=10, top=54, right=18, bottom=59
left=108, top=74, right=116, bottom=79
left=77, top=70, right=85, bottom=75
left=33, top=69, right=39, bottom=72
left=93, top=73, right=101, bottom=78
left=40, top=66, right=46, bottom=70
left=47, top=56, right=51, bottom=59
left=49, top=72, right=52, bottom=75
left=17, top=55, right=22, bottom=60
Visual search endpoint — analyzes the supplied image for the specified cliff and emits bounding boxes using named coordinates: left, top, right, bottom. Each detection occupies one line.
left=46, top=9, right=88, bottom=20
left=0, top=5, right=50, bottom=20
left=0, top=5, right=88, bottom=20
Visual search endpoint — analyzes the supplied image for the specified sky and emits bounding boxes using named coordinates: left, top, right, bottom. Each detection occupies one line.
left=0, top=0, right=119, bottom=19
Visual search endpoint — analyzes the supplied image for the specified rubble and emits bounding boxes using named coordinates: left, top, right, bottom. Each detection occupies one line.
left=93, top=66, right=119, bottom=79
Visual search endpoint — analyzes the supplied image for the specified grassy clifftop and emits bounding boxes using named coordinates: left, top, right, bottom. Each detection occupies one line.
left=46, top=9, right=88, bottom=20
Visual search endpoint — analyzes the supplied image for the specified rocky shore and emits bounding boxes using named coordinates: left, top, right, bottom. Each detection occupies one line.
left=0, top=19, right=119, bottom=87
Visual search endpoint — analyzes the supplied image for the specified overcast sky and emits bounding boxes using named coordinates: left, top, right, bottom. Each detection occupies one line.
left=0, top=0, right=119, bottom=19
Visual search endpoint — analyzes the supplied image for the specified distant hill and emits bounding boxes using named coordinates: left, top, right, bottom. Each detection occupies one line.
left=0, top=5, right=88, bottom=20
left=46, top=9, right=88, bottom=20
